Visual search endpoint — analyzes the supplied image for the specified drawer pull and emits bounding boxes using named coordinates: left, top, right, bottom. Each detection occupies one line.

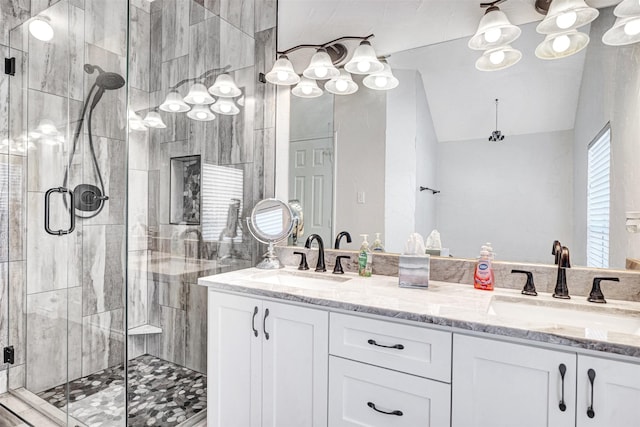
left=558, top=363, right=567, bottom=412
left=587, top=368, right=596, bottom=418
left=367, top=339, right=404, bottom=350
left=251, top=306, right=259, bottom=337
left=367, top=402, right=403, bottom=416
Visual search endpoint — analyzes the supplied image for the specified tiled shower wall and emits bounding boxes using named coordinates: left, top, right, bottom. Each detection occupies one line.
left=127, top=0, right=277, bottom=373
left=0, top=0, right=129, bottom=393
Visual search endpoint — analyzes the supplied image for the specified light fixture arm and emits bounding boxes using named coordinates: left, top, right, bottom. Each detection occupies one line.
left=479, top=0, right=507, bottom=9
left=277, top=34, right=375, bottom=56
left=169, top=65, right=231, bottom=91
left=495, top=98, right=499, bottom=131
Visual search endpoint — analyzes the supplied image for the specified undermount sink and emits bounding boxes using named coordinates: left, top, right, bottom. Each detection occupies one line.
left=488, top=295, right=640, bottom=336
left=248, top=269, right=352, bottom=289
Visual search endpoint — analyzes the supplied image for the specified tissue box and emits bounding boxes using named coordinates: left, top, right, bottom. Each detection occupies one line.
left=399, top=255, right=430, bottom=289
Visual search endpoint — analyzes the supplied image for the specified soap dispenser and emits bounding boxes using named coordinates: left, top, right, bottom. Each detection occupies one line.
left=371, top=233, right=385, bottom=252
left=474, top=243, right=495, bottom=291
left=358, top=234, right=373, bottom=277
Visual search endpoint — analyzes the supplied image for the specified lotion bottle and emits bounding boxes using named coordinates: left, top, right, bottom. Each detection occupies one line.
left=358, top=234, right=373, bottom=277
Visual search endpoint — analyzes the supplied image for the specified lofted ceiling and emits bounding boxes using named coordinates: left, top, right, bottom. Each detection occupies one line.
left=278, top=0, right=622, bottom=141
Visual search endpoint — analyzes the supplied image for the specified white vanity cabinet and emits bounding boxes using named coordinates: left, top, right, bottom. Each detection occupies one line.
left=452, top=334, right=577, bottom=427
left=207, top=291, right=329, bottom=427
left=576, top=355, right=640, bottom=426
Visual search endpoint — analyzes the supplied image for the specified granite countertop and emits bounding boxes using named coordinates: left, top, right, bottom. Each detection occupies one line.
left=198, top=267, right=640, bottom=359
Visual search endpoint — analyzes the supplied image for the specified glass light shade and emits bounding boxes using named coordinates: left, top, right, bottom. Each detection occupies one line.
left=613, top=0, right=640, bottom=18
left=143, top=112, right=166, bottom=128
left=475, top=45, right=522, bottom=71
left=208, top=74, right=242, bottom=98
left=535, top=30, right=589, bottom=59
left=159, top=90, right=190, bottom=112
left=183, top=83, right=215, bottom=104
left=362, top=62, right=399, bottom=91
left=129, top=111, right=148, bottom=131
left=325, top=69, right=358, bottom=95
left=265, top=55, right=300, bottom=86
left=291, top=77, right=323, bottom=98
left=302, top=48, right=340, bottom=80
left=211, top=99, right=240, bottom=115
left=468, top=7, right=521, bottom=50
left=29, top=18, right=54, bottom=41
left=344, top=41, right=384, bottom=75
left=187, top=105, right=217, bottom=121
left=536, top=0, right=599, bottom=34
left=602, top=16, right=640, bottom=45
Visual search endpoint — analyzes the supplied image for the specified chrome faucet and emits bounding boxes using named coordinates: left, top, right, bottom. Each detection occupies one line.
left=552, top=241, right=571, bottom=299
left=181, top=228, right=204, bottom=260
left=334, top=231, right=352, bottom=249
left=304, top=234, right=326, bottom=272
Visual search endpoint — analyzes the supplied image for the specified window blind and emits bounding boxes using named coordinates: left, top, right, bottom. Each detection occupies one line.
left=586, top=127, right=610, bottom=268
left=201, top=163, right=244, bottom=242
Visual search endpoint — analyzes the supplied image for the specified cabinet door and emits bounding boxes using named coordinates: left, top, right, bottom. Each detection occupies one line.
left=452, top=334, right=576, bottom=427
left=577, top=355, right=640, bottom=426
left=262, top=301, right=329, bottom=427
left=208, top=292, right=262, bottom=427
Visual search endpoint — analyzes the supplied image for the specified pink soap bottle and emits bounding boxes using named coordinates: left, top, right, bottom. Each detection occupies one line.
left=474, top=243, right=495, bottom=291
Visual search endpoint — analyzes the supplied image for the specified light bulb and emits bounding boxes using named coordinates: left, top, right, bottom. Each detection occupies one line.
left=220, top=103, right=232, bottom=113
left=192, top=95, right=205, bottom=104
left=301, top=85, right=313, bottom=95
left=556, top=11, right=577, bottom=30
left=277, top=71, right=289, bottom=81
left=29, top=19, right=54, bottom=41
left=314, top=66, right=328, bottom=78
left=375, top=76, right=388, bottom=88
left=169, top=103, right=181, bottom=112
left=484, top=28, right=502, bottom=43
left=335, top=79, right=349, bottom=92
left=624, top=18, right=640, bottom=36
left=552, top=35, right=571, bottom=53
left=219, top=85, right=231, bottom=95
left=356, top=61, right=371, bottom=73
left=196, top=111, right=208, bottom=120
left=489, top=50, right=505, bottom=65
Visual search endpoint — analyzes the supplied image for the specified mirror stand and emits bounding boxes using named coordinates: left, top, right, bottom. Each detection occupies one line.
left=246, top=198, right=295, bottom=269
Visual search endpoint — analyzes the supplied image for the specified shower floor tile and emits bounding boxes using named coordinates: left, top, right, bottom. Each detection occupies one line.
left=37, top=354, right=207, bottom=427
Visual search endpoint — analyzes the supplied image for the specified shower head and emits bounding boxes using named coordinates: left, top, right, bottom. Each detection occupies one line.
left=84, top=64, right=125, bottom=108
left=84, top=63, right=104, bottom=75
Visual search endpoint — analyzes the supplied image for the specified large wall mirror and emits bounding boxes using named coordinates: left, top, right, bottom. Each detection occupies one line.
left=274, top=0, right=640, bottom=270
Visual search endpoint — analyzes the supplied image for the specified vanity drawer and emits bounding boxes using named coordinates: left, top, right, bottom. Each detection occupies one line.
left=330, top=313, right=452, bottom=381
left=329, top=356, right=451, bottom=427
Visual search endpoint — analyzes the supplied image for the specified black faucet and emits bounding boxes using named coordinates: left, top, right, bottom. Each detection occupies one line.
left=512, top=270, right=537, bottom=296
left=304, top=234, right=326, bottom=272
left=553, top=243, right=571, bottom=299
left=334, top=231, right=352, bottom=249
left=333, top=256, right=350, bottom=274
left=588, top=277, right=619, bottom=303
left=293, top=251, right=309, bottom=270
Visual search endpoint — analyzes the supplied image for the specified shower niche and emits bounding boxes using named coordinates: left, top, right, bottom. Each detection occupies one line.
left=170, top=155, right=202, bottom=225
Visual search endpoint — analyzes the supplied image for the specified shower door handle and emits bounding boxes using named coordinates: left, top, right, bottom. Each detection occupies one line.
left=44, top=187, right=75, bottom=236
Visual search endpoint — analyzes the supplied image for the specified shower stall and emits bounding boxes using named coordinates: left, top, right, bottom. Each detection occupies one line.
left=0, top=0, right=277, bottom=425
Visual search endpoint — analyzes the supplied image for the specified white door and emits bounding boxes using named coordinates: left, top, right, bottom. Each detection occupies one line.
left=577, top=355, right=640, bottom=427
left=452, top=334, right=576, bottom=427
left=208, top=292, right=262, bottom=427
left=289, top=138, right=334, bottom=244
left=262, top=301, right=329, bottom=427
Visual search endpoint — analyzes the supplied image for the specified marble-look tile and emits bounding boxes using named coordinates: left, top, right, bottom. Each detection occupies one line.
left=0, top=370, right=6, bottom=394
left=253, top=127, right=275, bottom=202
left=220, top=0, right=254, bottom=36
left=185, top=282, right=207, bottom=373
left=31, top=0, right=63, bottom=15
left=69, top=5, right=85, bottom=102
left=8, top=363, right=25, bottom=390
left=127, top=334, right=146, bottom=360
left=0, top=156, right=8, bottom=263
left=0, top=263, right=8, bottom=368
left=254, top=0, right=276, bottom=33
left=28, top=1, right=69, bottom=97
left=8, top=261, right=25, bottom=366
left=82, top=224, right=125, bottom=315
left=160, top=56, right=190, bottom=143
left=81, top=308, right=125, bottom=376
left=26, top=192, right=70, bottom=294
left=128, top=88, right=150, bottom=170
left=149, top=10, right=162, bottom=93
left=70, top=0, right=85, bottom=9
left=254, top=27, right=276, bottom=130
left=190, top=0, right=217, bottom=25
left=130, top=0, right=151, bottom=13
left=157, top=279, right=185, bottom=310
left=158, top=305, right=186, bottom=366
left=148, top=91, right=165, bottom=150
left=68, top=286, right=83, bottom=381
left=188, top=14, right=220, bottom=79
left=130, top=5, right=151, bottom=92
left=199, top=118, right=220, bottom=164
left=147, top=278, right=160, bottom=326
left=161, top=0, right=190, bottom=62
left=26, top=289, right=69, bottom=392
left=0, top=61, right=8, bottom=156
left=81, top=136, right=127, bottom=226
left=128, top=170, right=148, bottom=251
left=8, top=51, right=27, bottom=157
left=148, top=170, right=160, bottom=231
left=128, top=250, right=148, bottom=328
left=8, top=156, right=26, bottom=262
left=219, top=18, right=255, bottom=71
left=85, top=0, right=128, bottom=56
left=0, top=0, right=30, bottom=47
left=84, top=43, right=127, bottom=141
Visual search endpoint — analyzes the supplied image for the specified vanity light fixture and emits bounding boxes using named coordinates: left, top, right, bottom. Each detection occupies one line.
left=303, top=48, right=341, bottom=80
left=211, top=99, right=241, bottom=115
left=536, top=0, right=599, bottom=34
left=209, top=74, right=242, bottom=98
left=468, top=1, right=521, bottom=51
left=362, top=61, right=399, bottom=91
left=602, top=0, right=640, bottom=46
left=159, top=90, right=191, bottom=113
left=325, top=69, right=359, bottom=95
left=128, top=111, right=148, bottom=132
left=344, top=41, right=384, bottom=74
left=291, top=77, right=323, bottom=98
left=187, top=104, right=217, bottom=121
left=29, top=17, right=54, bottom=41
left=265, top=55, right=300, bottom=85
left=183, top=83, right=215, bottom=105
left=535, top=29, right=589, bottom=59
left=476, top=45, right=522, bottom=71
left=142, top=111, right=167, bottom=128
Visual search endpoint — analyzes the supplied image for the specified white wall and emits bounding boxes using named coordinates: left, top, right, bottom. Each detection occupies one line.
left=385, top=69, right=438, bottom=253
left=437, top=130, right=574, bottom=263
left=572, top=8, right=640, bottom=268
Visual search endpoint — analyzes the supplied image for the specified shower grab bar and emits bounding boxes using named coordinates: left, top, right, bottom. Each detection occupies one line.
left=44, top=187, right=75, bottom=236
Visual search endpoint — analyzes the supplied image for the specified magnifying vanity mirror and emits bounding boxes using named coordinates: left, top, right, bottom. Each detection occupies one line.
left=247, top=198, right=295, bottom=269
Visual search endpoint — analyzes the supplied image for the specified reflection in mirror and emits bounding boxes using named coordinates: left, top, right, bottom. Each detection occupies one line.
left=277, top=6, right=640, bottom=270
left=247, top=199, right=294, bottom=269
